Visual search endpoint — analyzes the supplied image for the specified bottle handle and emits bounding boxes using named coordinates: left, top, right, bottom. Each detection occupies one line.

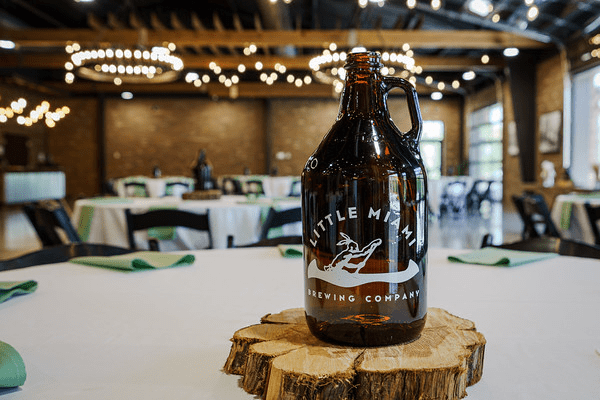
left=382, top=77, right=423, bottom=151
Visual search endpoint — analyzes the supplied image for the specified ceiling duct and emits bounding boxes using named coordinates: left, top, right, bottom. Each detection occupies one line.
left=255, top=0, right=296, bottom=56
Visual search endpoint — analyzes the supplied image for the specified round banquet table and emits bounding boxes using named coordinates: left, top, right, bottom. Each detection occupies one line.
left=0, top=247, right=598, bottom=399
left=72, top=195, right=301, bottom=250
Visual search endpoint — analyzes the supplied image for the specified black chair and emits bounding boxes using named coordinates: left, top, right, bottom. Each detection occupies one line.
left=23, top=201, right=81, bottom=247
left=124, top=209, right=212, bottom=251
left=512, top=192, right=561, bottom=239
left=227, top=235, right=303, bottom=248
left=481, top=233, right=600, bottom=260
left=245, top=179, right=265, bottom=195
left=466, top=180, right=491, bottom=214
left=584, top=203, right=600, bottom=246
left=123, top=181, right=149, bottom=197
left=164, top=181, right=192, bottom=196
left=439, top=180, right=468, bottom=217
left=259, top=207, right=302, bottom=241
left=289, top=180, right=302, bottom=197
left=221, top=177, right=243, bottom=195
left=0, top=243, right=134, bottom=271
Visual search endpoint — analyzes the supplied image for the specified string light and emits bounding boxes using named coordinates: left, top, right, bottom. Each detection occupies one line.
left=185, top=55, right=312, bottom=91
left=527, top=5, right=539, bottom=21
left=0, top=99, right=69, bottom=128
left=65, top=42, right=183, bottom=85
left=589, top=34, right=600, bottom=59
left=310, top=46, right=421, bottom=93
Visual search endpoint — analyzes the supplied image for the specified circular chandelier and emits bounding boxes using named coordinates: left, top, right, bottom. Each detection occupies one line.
left=309, top=45, right=423, bottom=93
left=64, top=42, right=184, bottom=85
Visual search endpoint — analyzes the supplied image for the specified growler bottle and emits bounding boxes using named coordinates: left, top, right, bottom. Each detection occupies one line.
left=302, top=52, right=427, bottom=347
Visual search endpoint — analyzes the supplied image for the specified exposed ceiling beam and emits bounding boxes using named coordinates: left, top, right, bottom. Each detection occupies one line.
left=0, top=28, right=549, bottom=49
left=40, top=80, right=449, bottom=98
left=0, top=53, right=504, bottom=72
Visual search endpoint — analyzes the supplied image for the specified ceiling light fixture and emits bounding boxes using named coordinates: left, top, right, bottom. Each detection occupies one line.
left=462, top=70, right=476, bottom=80
left=431, top=91, right=443, bottom=101
left=503, top=47, right=520, bottom=57
left=359, top=0, right=385, bottom=7
left=466, top=0, right=493, bottom=17
left=0, top=40, right=16, bottom=49
left=527, top=6, right=539, bottom=21
left=65, top=42, right=183, bottom=85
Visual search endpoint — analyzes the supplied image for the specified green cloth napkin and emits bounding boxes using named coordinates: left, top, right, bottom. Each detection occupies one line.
left=0, top=281, right=38, bottom=304
left=448, top=247, right=558, bottom=267
left=69, top=251, right=195, bottom=271
left=278, top=244, right=303, bottom=258
left=0, top=341, right=26, bottom=388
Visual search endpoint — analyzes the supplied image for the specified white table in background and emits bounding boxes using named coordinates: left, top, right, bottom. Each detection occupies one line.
left=224, top=175, right=300, bottom=197
left=72, top=195, right=301, bottom=249
left=1, top=247, right=598, bottom=399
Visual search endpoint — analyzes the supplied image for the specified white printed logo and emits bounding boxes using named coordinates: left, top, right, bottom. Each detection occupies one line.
left=307, top=232, right=419, bottom=288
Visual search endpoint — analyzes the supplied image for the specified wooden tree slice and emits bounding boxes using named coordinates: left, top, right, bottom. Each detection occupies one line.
left=224, top=307, right=485, bottom=400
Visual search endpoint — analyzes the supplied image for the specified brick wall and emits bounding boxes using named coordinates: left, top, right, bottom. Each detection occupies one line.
left=47, top=97, right=100, bottom=199
left=104, top=97, right=267, bottom=180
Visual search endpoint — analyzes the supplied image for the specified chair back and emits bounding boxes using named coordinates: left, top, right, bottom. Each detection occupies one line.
left=221, top=177, right=243, bottom=195
left=584, top=203, right=600, bottom=246
left=481, top=234, right=600, bottom=260
left=245, top=179, right=265, bottom=195
left=512, top=192, right=560, bottom=239
left=164, top=181, right=191, bottom=197
left=289, top=180, right=302, bottom=197
left=259, top=207, right=302, bottom=241
left=227, top=235, right=302, bottom=248
left=124, top=181, right=149, bottom=197
left=124, top=208, right=212, bottom=250
left=0, top=243, right=133, bottom=271
left=440, top=180, right=468, bottom=216
left=23, top=201, right=81, bottom=246
left=466, top=180, right=491, bottom=213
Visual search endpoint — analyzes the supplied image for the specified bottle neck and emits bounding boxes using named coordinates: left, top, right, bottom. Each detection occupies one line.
left=338, top=67, right=387, bottom=120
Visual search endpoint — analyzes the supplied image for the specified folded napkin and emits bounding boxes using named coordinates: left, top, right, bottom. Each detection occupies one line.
left=69, top=251, right=195, bottom=271
left=0, top=281, right=38, bottom=304
left=278, top=244, right=303, bottom=258
left=0, top=341, right=26, bottom=388
left=448, top=247, right=558, bottom=267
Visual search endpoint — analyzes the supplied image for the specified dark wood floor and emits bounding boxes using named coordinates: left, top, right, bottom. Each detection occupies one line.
left=0, top=203, right=523, bottom=261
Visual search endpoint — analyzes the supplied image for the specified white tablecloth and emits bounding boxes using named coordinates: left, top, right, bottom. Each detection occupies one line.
left=1, top=247, right=598, bottom=399
left=550, top=192, right=600, bottom=245
left=223, top=175, right=299, bottom=197
left=72, top=196, right=301, bottom=249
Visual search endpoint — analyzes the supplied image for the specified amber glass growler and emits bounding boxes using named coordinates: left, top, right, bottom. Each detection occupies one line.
left=302, top=52, right=427, bottom=347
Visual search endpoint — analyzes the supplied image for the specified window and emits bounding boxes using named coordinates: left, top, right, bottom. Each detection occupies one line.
left=468, top=104, right=503, bottom=180
left=420, top=121, right=444, bottom=179
left=570, top=65, right=600, bottom=189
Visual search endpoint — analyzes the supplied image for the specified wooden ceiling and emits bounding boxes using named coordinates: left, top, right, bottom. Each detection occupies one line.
left=0, top=0, right=599, bottom=98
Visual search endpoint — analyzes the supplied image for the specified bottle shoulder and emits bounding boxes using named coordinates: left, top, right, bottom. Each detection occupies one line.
left=304, top=119, right=424, bottom=176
